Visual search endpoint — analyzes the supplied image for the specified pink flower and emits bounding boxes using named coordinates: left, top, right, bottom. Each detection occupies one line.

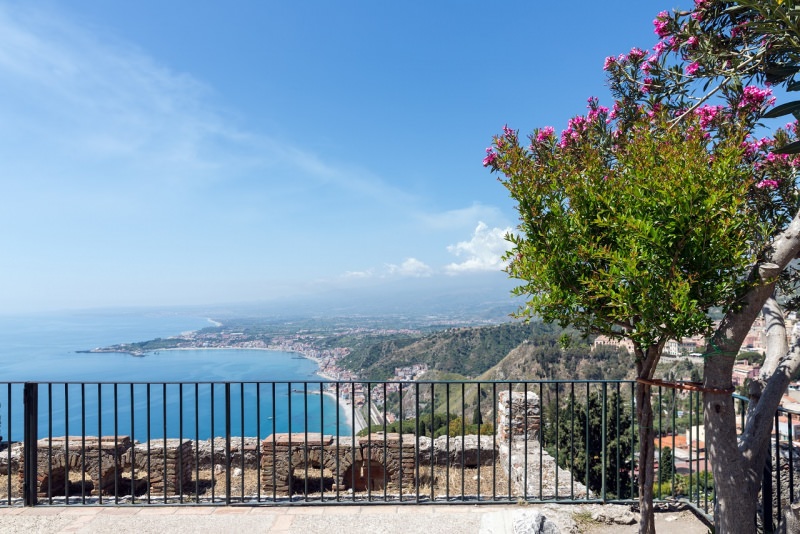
left=641, top=77, right=653, bottom=94
left=536, top=126, right=555, bottom=142
left=502, top=124, right=514, bottom=137
left=739, top=86, right=775, bottom=109
left=567, top=115, right=588, bottom=132
left=756, top=179, right=779, bottom=189
left=588, top=106, right=608, bottom=121
left=628, top=47, right=646, bottom=60
left=667, top=36, right=678, bottom=51
left=685, top=62, right=700, bottom=75
left=694, top=105, right=721, bottom=128
left=603, top=56, right=616, bottom=70
left=686, top=36, right=698, bottom=47
left=482, top=147, right=497, bottom=167
left=743, top=137, right=772, bottom=157
left=653, top=41, right=667, bottom=58
left=653, top=11, right=670, bottom=38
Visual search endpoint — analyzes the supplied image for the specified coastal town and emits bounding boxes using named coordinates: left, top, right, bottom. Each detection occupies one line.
left=87, top=309, right=800, bottom=445
left=87, top=325, right=431, bottom=432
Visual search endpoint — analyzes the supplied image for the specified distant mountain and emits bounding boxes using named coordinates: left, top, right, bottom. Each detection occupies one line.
left=194, top=272, right=523, bottom=323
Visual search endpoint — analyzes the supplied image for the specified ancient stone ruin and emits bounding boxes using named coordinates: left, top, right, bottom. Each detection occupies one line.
left=5, top=391, right=587, bottom=501
left=496, top=389, right=590, bottom=499
left=260, top=432, right=416, bottom=494
left=18, top=436, right=132, bottom=498
left=497, top=389, right=541, bottom=442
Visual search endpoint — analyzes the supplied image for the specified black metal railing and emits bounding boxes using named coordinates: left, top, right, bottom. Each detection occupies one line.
left=0, top=380, right=794, bottom=524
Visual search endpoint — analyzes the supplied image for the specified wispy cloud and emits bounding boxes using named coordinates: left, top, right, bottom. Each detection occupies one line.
left=444, top=222, right=512, bottom=274
left=385, top=258, right=433, bottom=278
left=416, top=203, right=509, bottom=231
left=0, top=4, right=415, bottom=212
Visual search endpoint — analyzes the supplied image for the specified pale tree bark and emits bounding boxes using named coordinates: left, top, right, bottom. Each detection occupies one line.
left=703, top=210, right=800, bottom=533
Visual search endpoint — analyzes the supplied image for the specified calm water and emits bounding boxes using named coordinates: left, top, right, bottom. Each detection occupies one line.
left=0, top=310, right=350, bottom=440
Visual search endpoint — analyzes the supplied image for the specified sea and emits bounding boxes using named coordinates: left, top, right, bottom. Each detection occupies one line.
left=0, top=309, right=350, bottom=442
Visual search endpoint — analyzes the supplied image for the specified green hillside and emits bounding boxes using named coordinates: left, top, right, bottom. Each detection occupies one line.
left=335, top=320, right=631, bottom=380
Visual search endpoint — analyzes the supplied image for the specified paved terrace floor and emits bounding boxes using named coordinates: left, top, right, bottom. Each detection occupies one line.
left=0, top=504, right=710, bottom=533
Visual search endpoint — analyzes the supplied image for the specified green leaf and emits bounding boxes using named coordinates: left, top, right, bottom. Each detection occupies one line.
left=786, top=79, right=800, bottom=92
left=773, top=139, right=800, bottom=154
left=763, top=100, right=800, bottom=118
left=765, top=65, right=800, bottom=83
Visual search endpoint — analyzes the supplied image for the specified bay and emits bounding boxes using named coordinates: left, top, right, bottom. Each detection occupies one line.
left=0, top=310, right=351, bottom=441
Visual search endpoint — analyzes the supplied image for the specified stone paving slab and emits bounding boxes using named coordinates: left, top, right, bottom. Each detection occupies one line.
left=0, top=504, right=710, bottom=533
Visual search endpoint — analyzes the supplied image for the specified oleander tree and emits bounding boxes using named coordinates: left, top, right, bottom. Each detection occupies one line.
left=612, top=2, right=800, bottom=531
left=484, top=40, right=800, bottom=532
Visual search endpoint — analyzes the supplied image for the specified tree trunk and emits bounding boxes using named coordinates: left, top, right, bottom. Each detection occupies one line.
left=703, top=266, right=784, bottom=533
left=633, top=344, right=663, bottom=534
left=703, top=384, right=763, bottom=533
left=635, top=379, right=656, bottom=534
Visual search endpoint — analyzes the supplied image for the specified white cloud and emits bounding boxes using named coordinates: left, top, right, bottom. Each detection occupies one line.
left=385, top=258, right=433, bottom=278
left=444, top=222, right=512, bottom=274
left=343, top=270, right=374, bottom=279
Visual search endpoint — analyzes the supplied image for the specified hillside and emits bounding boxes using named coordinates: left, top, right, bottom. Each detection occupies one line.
left=478, top=339, right=633, bottom=382
left=336, top=320, right=632, bottom=381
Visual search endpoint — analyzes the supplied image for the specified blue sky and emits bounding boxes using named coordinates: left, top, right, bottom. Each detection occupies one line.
left=0, top=1, right=686, bottom=313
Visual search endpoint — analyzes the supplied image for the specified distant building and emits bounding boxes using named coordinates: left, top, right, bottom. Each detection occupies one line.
left=592, top=335, right=634, bottom=355
left=732, top=363, right=760, bottom=386
left=776, top=415, right=800, bottom=442
left=665, top=339, right=681, bottom=357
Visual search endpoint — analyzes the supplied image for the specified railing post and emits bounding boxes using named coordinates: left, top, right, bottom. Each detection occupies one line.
left=23, top=382, right=38, bottom=506
left=763, top=451, right=774, bottom=533
left=601, top=381, right=607, bottom=502
left=225, top=382, right=231, bottom=505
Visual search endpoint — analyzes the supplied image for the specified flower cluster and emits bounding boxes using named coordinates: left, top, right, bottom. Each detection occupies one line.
left=653, top=11, right=670, bottom=38
left=756, top=179, right=780, bottom=189
left=695, top=105, right=721, bottom=128
left=536, top=126, right=555, bottom=143
left=738, top=86, right=775, bottom=110
left=482, top=147, right=496, bottom=167
left=486, top=1, right=800, bottom=239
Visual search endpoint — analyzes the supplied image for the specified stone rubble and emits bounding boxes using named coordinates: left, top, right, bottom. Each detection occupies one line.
left=495, top=390, right=590, bottom=500
left=512, top=509, right=561, bottom=534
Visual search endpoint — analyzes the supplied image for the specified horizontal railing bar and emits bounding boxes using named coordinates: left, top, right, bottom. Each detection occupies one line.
left=1, top=379, right=641, bottom=386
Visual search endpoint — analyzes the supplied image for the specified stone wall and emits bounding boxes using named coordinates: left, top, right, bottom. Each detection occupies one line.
left=495, top=391, right=590, bottom=499
left=260, top=432, right=418, bottom=494
left=497, top=390, right=541, bottom=442
left=17, top=436, right=131, bottom=497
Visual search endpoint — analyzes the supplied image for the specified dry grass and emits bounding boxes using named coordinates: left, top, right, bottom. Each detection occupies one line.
left=0, top=460, right=515, bottom=502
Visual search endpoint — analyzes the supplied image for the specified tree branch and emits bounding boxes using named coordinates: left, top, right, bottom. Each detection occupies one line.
left=760, top=295, right=788, bottom=380
left=740, top=332, right=800, bottom=457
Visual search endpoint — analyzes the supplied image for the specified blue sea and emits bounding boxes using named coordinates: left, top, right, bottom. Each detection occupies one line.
left=0, top=310, right=350, bottom=441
